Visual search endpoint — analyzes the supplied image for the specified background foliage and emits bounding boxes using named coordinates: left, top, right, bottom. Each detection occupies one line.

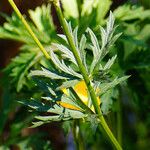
left=0, top=0, right=150, bottom=149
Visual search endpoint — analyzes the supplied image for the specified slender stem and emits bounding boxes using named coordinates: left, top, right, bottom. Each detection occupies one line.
left=100, top=116, right=121, bottom=150
left=53, top=0, right=100, bottom=115
left=53, top=1, right=122, bottom=149
left=72, top=120, right=85, bottom=150
left=8, top=0, right=50, bottom=60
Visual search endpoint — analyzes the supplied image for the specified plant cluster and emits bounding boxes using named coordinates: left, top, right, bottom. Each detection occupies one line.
left=0, top=0, right=150, bottom=149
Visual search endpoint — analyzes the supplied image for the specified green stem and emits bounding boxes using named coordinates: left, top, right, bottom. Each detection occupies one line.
left=53, top=0, right=100, bottom=115
left=53, top=1, right=122, bottom=149
left=72, top=120, right=85, bottom=150
left=8, top=0, right=50, bottom=60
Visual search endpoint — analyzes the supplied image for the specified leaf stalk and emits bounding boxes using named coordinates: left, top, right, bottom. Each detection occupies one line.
left=53, top=1, right=122, bottom=149
left=72, top=120, right=85, bottom=150
left=8, top=0, right=50, bottom=60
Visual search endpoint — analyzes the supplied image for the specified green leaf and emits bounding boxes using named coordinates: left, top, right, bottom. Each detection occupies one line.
left=56, top=80, right=79, bottom=90
left=0, top=4, right=56, bottom=44
left=53, top=43, right=77, bottom=65
left=29, top=4, right=55, bottom=35
left=29, top=67, right=68, bottom=80
left=96, top=0, right=112, bottom=25
left=100, top=12, right=116, bottom=59
left=0, top=13, right=34, bottom=43
left=86, top=28, right=100, bottom=58
left=97, top=76, right=129, bottom=96
left=73, top=26, right=79, bottom=50
left=4, top=51, right=42, bottom=92
left=87, top=12, right=119, bottom=74
left=31, top=121, right=44, bottom=128
left=101, top=89, right=114, bottom=114
left=19, top=99, right=51, bottom=112
left=61, top=0, right=79, bottom=19
left=79, top=34, right=87, bottom=65
left=103, top=55, right=117, bottom=70
left=86, top=26, right=101, bottom=73
left=114, top=5, right=150, bottom=21
left=81, top=0, right=99, bottom=16
left=35, top=115, right=63, bottom=122
left=50, top=50, right=82, bottom=78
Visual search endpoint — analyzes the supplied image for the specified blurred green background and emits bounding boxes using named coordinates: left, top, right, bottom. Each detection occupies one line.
left=0, top=0, right=150, bottom=150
